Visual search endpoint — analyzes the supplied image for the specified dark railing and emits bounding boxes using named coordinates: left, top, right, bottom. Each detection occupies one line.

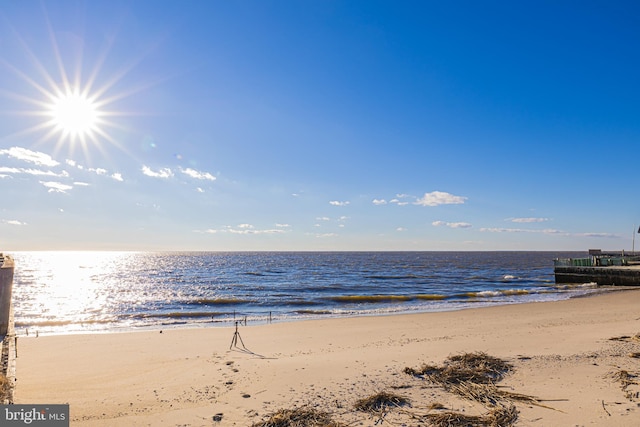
left=554, top=255, right=640, bottom=268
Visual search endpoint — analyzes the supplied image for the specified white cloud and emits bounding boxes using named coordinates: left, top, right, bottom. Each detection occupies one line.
left=580, top=232, right=619, bottom=238
left=396, top=227, right=407, bottom=232
left=196, top=187, right=204, bottom=193
left=0, top=167, right=66, bottom=177
left=316, top=217, right=330, bottom=221
left=480, top=227, right=566, bottom=235
left=39, top=181, right=73, bottom=193
left=112, top=173, right=124, bottom=182
left=387, top=197, right=410, bottom=206
left=3, top=220, right=26, bottom=226
left=432, top=221, right=472, bottom=229
left=225, top=228, right=256, bottom=234
left=509, top=217, right=550, bottom=223
left=372, top=199, right=387, bottom=205
left=541, top=229, right=565, bottom=234
left=180, top=167, right=216, bottom=181
left=415, top=191, right=467, bottom=207
left=0, top=147, right=59, bottom=167
left=141, top=166, right=174, bottom=179
left=329, top=200, right=350, bottom=206
left=228, top=227, right=285, bottom=235
left=386, top=194, right=413, bottom=205
left=73, top=182, right=90, bottom=186
left=204, top=223, right=287, bottom=235
left=315, top=233, right=338, bottom=238
left=480, top=227, right=527, bottom=233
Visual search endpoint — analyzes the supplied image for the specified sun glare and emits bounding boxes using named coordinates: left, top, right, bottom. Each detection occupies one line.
left=1, top=12, right=137, bottom=160
left=49, top=90, right=100, bottom=138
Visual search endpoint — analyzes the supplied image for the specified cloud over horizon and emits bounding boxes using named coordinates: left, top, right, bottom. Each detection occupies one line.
left=415, top=191, right=467, bottom=207
left=373, top=191, right=467, bottom=207
left=432, top=221, right=472, bottom=229
left=509, top=217, right=550, bottom=223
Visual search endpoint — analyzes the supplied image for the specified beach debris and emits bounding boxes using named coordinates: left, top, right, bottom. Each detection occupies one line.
left=420, top=404, right=518, bottom=427
left=354, top=390, right=410, bottom=413
left=608, top=333, right=640, bottom=342
left=253, top=352, right=555, bottom=426
left=427, top=402, right=447, bottom=410
left=404, top=351, right=513, bottom=385
left=212, top=413, right=223, bottom=422
left=446, top=381, right=549, bottom=408
left=354, top=391, right=410, bottom=425
left=0, top=373, right=11, bottom=403
left=403, top=352, right=554, bottom=425
left=250, top=407, right=346, bottom=427
left=607, top=369, right=640, bottom=401
left=354, top=391, right=410, bottom=412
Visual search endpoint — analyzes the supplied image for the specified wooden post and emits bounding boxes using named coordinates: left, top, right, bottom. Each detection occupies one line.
left=0, top=254, right=14, bottom=336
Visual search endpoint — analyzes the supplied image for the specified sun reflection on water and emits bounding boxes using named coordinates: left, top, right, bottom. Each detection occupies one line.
left=13, top=251, right=137, bottom=334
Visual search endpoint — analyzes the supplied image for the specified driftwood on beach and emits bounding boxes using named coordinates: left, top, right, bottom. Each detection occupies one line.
left=253, top=352, right=542, bottom=427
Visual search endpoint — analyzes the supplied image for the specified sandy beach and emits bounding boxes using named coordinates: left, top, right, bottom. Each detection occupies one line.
left=14, top=289, right=640, bottom=426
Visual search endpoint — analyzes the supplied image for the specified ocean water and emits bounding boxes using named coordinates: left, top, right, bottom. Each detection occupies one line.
left=9, top=251, right=592, bottom=335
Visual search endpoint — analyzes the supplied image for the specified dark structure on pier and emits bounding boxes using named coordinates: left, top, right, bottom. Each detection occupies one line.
left=554, top=250, right=640, bottom=286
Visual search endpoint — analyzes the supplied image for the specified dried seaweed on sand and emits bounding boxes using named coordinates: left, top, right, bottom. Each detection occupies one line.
left=404, top=351, right=556, bottom=424
left=446, top=381, right=553, bottom=409
left=422, top=404, right=518, bottom=427
left=607, top=369, right=640, bottom=400
left=405, top=352, right=548, bottom=407
left=354, top=391, right=410, bottom=413
left=404, top=351, right=513, bottom=385
left=251, top=407, right=346, bottom=427
left=609, top=333, right=640, bottom=342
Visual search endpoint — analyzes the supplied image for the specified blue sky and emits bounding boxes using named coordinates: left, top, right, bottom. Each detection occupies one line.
left=0, top=0, right=638, bottom=251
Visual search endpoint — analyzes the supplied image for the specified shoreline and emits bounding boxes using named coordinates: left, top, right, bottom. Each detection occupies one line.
left=15, top=284, right=624, bottom=337
left=15, top=289, right=640, bottom=426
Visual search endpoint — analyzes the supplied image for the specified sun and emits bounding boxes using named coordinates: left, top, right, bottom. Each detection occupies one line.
left=49, top=90, right=101, bottom=139
left=0, top=11, right=135, bottom=160
left=1, top=4, right=165, bottom=162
